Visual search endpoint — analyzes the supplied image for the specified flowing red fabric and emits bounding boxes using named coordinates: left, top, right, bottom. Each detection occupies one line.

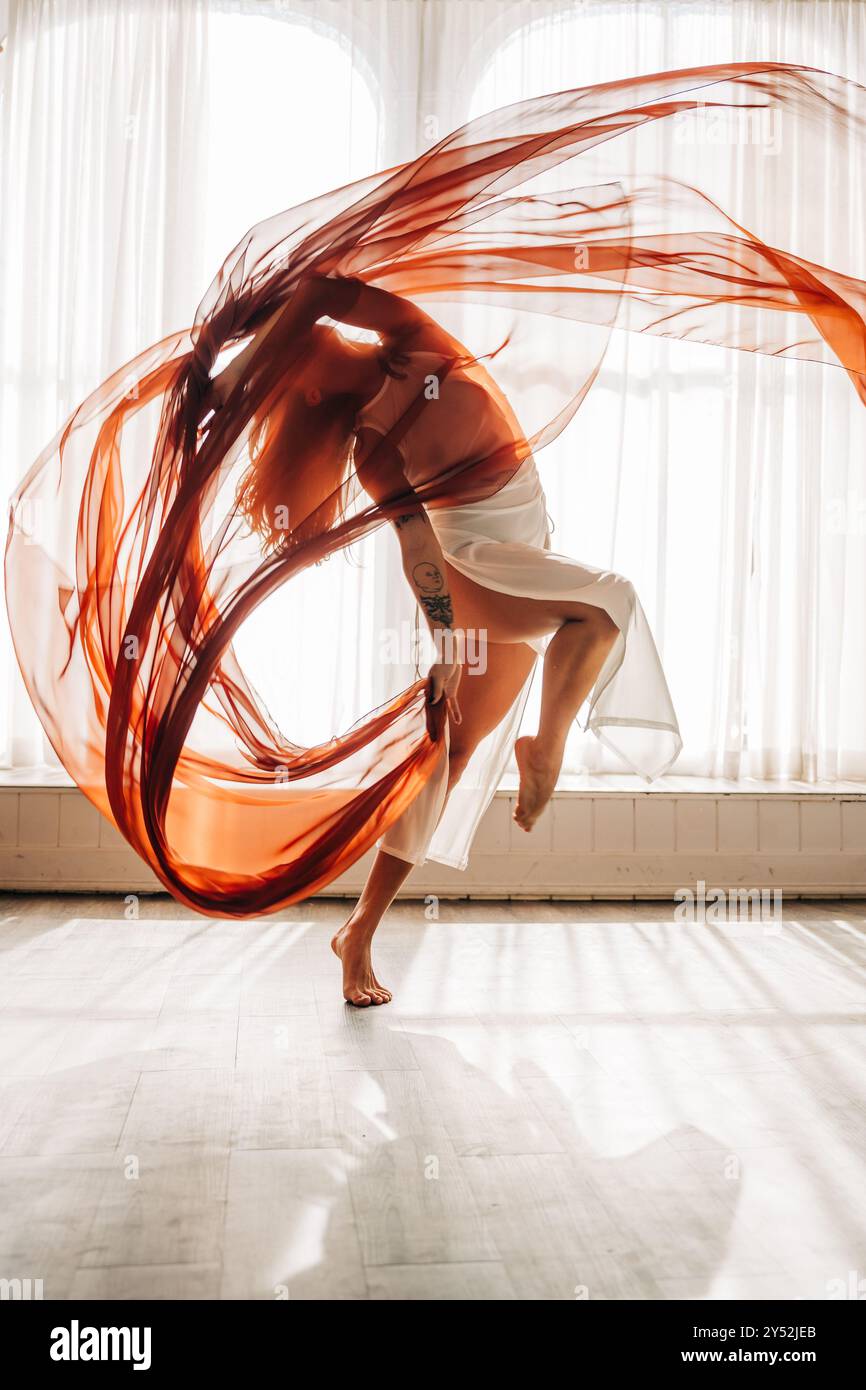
left=6, top=62, right=866, bottom=916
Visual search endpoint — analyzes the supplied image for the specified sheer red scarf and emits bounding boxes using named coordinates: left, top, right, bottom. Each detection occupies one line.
left=6, top=62, right=866, bottom=915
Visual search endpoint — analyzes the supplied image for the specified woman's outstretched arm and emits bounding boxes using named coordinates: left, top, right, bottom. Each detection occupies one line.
left=318, top=275, right=455, bottom=353
left=244, top=272, right=452, bottom=360
left=208, top=273, right=450, bottom=407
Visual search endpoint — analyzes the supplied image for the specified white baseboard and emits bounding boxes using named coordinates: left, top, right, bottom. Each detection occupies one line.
left=0, top=781, right=864, bottom=902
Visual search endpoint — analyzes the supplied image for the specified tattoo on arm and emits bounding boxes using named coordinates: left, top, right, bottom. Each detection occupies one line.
left=390, top=508, right=454, bottom=628
left=411, top=560, right=454, bottom=628
left=419, top=592, right=454, bottom=627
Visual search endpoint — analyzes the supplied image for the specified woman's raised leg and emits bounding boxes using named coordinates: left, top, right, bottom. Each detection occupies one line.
left=436, top=567, right=622, bottom=833
left=514, top=607, right=619, bottom=830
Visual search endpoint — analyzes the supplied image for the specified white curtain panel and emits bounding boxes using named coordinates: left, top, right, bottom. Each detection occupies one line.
left=2, top=0, right=865, bottom=783
left=0, top=0, right=214, bottom=767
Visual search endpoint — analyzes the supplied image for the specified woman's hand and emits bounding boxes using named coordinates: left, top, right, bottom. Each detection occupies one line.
left=426, top=657, right=462, bottom=724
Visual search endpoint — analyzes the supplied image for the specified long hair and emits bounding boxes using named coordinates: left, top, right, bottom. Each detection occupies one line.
left=235, top=339, right=360, bottom=554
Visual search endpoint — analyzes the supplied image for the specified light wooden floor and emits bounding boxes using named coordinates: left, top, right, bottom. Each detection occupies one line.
left=1, top=893, right=865, bottom=1301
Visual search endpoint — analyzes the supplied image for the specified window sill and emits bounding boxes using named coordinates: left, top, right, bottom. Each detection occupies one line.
left=1, top=767, right=864, bottom=796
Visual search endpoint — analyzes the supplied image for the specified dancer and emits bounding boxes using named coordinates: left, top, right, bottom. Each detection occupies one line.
left=7, top=63, right=866, bottom=931
left=208, top=272, right=644, bottom=1003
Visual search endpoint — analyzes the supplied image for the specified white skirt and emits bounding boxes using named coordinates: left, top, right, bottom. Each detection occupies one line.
left=378, top=454, right=682, bottom=871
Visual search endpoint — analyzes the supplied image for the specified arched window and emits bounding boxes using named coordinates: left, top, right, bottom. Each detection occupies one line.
left=203, top=7, right=381, bottom=271
left=203, top=6, right=385, bottom=748
left=0, top=2, right=384, bottom=767
left=470, top=3, right=866, bottom=778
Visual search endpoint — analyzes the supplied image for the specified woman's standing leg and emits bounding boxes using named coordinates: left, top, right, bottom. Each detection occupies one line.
left=332, top=640, right=537, bottom=1005
left=330, top=851, right=414, bottom=1004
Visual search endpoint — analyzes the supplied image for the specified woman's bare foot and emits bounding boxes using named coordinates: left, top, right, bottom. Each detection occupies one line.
left=330, top=919, right=392, bottom=1006
left=514, top=735, right=561, bottom=831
